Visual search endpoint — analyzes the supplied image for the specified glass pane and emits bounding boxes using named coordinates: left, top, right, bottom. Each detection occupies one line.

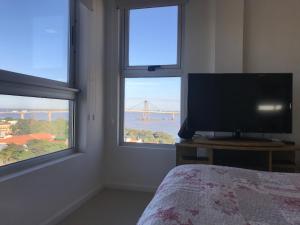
left=129, top=6, right=178, bottom=66
left=0, top=0, right=70, bottom=82
left=0, top=95, right=70, bottom=167
left=124, top=77, right=181, bottom=144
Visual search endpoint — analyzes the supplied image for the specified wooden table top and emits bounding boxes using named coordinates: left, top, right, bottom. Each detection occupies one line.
left=176, top=139, right=300, bottom=152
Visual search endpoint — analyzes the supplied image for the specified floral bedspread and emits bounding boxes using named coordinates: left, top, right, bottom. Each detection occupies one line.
left=137, top=165, right=300, bottom=225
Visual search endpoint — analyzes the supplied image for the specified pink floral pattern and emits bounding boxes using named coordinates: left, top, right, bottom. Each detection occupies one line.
left=137, top=165, right=300, bottom=225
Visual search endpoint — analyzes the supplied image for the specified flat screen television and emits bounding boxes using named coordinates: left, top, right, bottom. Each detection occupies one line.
left=187, top=73, right=293, bottom=135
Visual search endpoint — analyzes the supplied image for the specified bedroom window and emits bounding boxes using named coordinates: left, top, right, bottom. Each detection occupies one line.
left=120, top=4, right=183, bottom=146
left=0, top=0, right=77, bottom=169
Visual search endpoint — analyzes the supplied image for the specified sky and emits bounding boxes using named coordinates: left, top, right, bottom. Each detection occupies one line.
left=0, top=95, right=69, bottom=110
left=129, top=6, right=178, bottom=66
left=0, top=0, right=69, bottom=82
left=125, top=77, right=181, bottom=111
left=0, top=0, right=68, bottom=109
left=0, top=3, right=180, bottom=111
left=126, top=6, right=180, bottom=111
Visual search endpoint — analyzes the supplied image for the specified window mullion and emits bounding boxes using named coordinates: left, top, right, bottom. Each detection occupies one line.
left=123, top=69, right=183, bottom=78
left=0, top=82, right=77, bottom=101
left=0, top=70, right=78, bottom=100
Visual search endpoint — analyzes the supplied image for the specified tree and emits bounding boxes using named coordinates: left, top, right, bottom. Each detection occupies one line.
left=0, top=144, right=24, bottom=165
left=50, top=119, right=68, bottom=140
left=11, top=119, right=31, bottom=135
left=26, top=140, right=67, bottom=155
left=11, top=119, right=68, bottom=140
left=124, top=128, right=175, bottom=144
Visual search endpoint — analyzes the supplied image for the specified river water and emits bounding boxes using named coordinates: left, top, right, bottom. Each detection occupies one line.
left=124, top=112, right=181, bottom=138
left=0, top=111, right=181, bottom=139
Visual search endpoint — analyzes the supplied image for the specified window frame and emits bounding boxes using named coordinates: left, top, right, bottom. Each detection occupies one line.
left=122, top=4, right=182, bottom=77
left=119, top=3, right=184, bottom=147
left=0, top=0, right=78, bottom=173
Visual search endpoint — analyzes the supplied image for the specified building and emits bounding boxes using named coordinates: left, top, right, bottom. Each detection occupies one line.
left=0, top=122, right=11, bottom=138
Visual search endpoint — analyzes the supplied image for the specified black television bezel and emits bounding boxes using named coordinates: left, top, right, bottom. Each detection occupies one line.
left=187, top=73, right=293, bottom=134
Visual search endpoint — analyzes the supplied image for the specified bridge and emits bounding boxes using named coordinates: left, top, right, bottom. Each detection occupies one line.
left=125, top=100, right=179, bottom=121
left=0, top=109, right=68, bottom=122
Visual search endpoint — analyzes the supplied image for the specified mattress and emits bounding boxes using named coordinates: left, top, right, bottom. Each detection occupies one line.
left=137, top=164, right=300, bottom=225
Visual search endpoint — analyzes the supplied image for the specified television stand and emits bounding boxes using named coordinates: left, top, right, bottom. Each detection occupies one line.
left=193, top=136, right=284, bottom=147
left=207, top=130, right=272, bottom=141
left=176, top=139, right=300, bottom=172
left=207, top=136, right=273, bottom=142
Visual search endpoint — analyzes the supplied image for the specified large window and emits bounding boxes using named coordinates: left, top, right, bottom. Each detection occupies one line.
left=0, top=0, right=76, bottom=168
left=121, top=4, right=182, bottom=145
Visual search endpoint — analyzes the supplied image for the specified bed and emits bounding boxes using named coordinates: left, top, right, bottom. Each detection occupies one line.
left=137, top=165, right=300, bottom=225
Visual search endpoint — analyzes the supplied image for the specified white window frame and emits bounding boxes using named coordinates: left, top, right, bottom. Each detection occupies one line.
left=119, top=2, right=184, bottom=148
left=0, top=0, right=78, bottom=175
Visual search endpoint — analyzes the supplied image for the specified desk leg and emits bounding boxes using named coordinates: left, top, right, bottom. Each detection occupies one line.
left=208, top=148, right=213, bottom=165
left=268, top=151, right=272, bottom=172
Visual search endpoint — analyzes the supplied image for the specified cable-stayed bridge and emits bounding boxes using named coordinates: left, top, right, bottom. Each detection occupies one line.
left=125, top=100, right=179, bottom=120
left=0, top=109, right=68, bottom=122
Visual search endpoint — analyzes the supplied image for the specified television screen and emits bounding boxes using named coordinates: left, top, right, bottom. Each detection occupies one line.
left=187, top=73, right=293, bottom=133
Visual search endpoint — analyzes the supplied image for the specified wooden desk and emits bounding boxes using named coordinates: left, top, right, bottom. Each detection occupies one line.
left=176, top=140, right=300, bottom=172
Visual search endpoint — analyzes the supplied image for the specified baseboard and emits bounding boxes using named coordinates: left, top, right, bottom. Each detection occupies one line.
left=40, top=184, right=104, bottom=225
left=105, top=182, right=157, bottom=193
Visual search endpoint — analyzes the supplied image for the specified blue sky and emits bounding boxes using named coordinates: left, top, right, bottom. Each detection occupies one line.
left=126, top=6, right=180, bottom=111
left=0, top=0, right=69, bottom=109
left=0, top=3, right=179, bottom=111
left=0, top=0, right=69, bottom=82
left=125, top=78, right=181, bottom=111
left=0, top=95, right=68, bottom=110
left=129, top=6, right=178, bottom=66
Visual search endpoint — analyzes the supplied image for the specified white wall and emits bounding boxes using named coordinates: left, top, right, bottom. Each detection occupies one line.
left=103, top=0, right=176, bottom=191
left=103, top=0, right=224, bottom=190
left=104, top=0, right=300, bottom=191
left=214, top=0, right=244, bottom=73
left=0, top=1, right=106, bottom=225
left=244, top=0, right=300, bottom=161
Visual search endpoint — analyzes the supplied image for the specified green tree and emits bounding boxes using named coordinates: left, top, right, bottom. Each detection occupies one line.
left=27, top=139, right=67, bottom=155
left=11, top=119, right=31, bottom=135
left=0, top=144, right=24, bottom=165
left=50, top=119, right=68, bottom=140
left=124, top=128, right=175, bottom=144
left=11, top=119, right=68, bottom=141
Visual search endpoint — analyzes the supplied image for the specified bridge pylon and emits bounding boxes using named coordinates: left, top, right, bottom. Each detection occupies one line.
left=20, top=112, right=25, bottom=120
left=142, top=100, right=150, bottom=121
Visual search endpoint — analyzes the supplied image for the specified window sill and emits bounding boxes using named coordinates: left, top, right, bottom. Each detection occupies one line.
left=118, top=142, right=176, bottom=151
left=0, top=151, right=83, bottom=183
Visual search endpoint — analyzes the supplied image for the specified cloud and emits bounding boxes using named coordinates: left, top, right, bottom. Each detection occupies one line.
left=44, top=28, right=57, bottom=34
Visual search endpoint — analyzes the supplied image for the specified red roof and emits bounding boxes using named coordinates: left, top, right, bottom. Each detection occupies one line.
left=0, top=133, right=54, bottom=145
